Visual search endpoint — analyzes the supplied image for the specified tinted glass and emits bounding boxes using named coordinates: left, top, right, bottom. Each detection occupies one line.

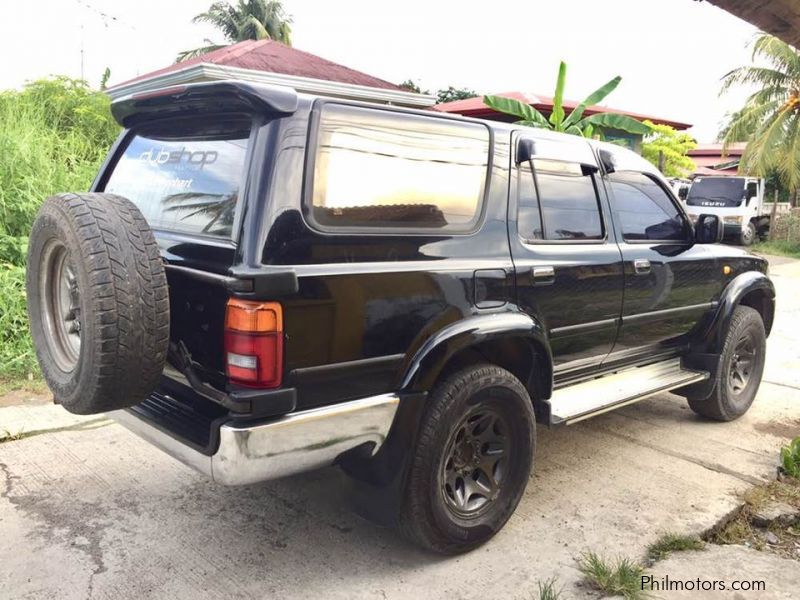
left=105, top=125, right=249, bottom=238
left=311, top=105, right=489, bottom=230
left=520, top=159, right=603, bottom=241
left=686, top=177, right=745, bottom=207
left=517, top=164, right=543, bottom=241
left=608, top=172, right=687, bottom=241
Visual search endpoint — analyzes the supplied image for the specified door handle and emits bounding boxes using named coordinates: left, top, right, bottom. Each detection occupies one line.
left=633, top=259, right=651, bottom=275
left=532, top=265, right=555, bottom=285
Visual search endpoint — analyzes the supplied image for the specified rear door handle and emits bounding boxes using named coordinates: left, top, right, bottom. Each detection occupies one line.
left=633, top=259, right=651, bottom=275
left=532, top=265, right=555, bottom=285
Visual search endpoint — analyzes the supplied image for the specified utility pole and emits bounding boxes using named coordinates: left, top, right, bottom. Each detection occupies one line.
left=80, top=23, right=85, bottom=81
left=769, top=189, right=778, bottom=241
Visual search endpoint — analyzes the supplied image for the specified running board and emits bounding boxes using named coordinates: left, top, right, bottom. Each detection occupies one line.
left=548, top=358, right=708, bottom=425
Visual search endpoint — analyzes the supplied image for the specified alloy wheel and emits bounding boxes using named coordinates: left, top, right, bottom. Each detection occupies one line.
left=441, top=407, right=510, bottom=519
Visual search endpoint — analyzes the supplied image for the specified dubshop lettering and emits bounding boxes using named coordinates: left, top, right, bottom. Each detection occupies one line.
left=139, top=147, right=218, bottom=169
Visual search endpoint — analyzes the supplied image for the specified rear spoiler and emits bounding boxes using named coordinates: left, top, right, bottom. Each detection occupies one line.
left=110, top=80, right=299, bottom=128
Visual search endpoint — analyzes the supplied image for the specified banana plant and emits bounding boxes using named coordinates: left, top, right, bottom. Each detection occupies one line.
left=484, top=61, right=651, bottom=138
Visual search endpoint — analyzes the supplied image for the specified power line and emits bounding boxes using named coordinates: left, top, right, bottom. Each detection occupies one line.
left=73, top=0, right=138, bottom=30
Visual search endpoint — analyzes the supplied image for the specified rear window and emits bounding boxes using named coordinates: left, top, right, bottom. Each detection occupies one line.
left=309, top=104, right=490, bottom=231
left=104, top=121, right=250, bottom=238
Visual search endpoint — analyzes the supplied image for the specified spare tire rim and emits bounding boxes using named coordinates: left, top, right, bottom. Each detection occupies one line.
left=40, top=240, right=81, bottom=372
left=441, top=406, right=510, bottom=519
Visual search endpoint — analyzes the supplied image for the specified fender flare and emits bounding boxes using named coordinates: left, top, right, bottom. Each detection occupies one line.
left=698, top=271, right=775, bottom=355
left=398, top=311, right=553, bottom=397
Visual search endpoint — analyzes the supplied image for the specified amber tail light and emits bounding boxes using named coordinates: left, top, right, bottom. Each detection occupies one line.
left=224, top=299, right=283, bottom=388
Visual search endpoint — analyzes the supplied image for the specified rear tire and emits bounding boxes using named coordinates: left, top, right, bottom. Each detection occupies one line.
left=26, top=193, right=170, bottom=415
left=398, top=364, right=535, bottom=554
left=687, top=306, right=765, bottom=421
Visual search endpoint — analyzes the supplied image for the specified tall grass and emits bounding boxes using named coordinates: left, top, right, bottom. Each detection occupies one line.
left=0, top=77, right=119, bottom=381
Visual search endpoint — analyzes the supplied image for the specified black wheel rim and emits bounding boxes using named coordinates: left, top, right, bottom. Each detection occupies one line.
left=729, top=331, right=757, bottom=395
left=441, top=407, right=510, bottom=519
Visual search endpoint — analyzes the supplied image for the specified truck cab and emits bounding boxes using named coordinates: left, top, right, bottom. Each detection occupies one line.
left=684, top=176, right=768, bottom=245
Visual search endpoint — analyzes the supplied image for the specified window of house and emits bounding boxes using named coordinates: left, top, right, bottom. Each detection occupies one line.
left=310, top=104, right=490, bottom=231
left=607, top=172, right=688, bottom=241
left=518, top=159, right=604, bottom=241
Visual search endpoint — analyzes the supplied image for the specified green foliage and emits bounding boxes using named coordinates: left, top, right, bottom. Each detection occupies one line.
left=436, top=86, right=477, bottom=104
left=484, top=61, right=650, bottom=138
left=721, top=34, right=800, bottom=191
left=0, top=77, right=118, bottom=264
left=178, top=0, right=292, bottom=62
left=641, top=120, right=697, bottom=177
left=0, top=76, right=118, bottom=380
left=534, top=577, right=563, bottom=600
left=0, top=264, right=37, bottom=377
left=753, top=240, right=800, bottom=258
left=646, top=532, right=704, bottom=561
left=577, top=552, right=651, bottom=600
left=100, top=67, right=111, bottom=91
left=399, top=79, right=427, bottom=94
left=781, top=437, right=800, bottom=479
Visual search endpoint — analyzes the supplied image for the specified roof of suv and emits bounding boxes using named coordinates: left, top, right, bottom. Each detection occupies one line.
left=112, top=79, right=658, bottom=177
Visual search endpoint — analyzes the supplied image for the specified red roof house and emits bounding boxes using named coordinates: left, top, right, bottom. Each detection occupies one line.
left=688, top=143, right=746, bottom=176
left=434, top=91, right=693, bottom=130
left=435, top=91, right=692, bottom=152
left=107, top=40, right=436, bottom=108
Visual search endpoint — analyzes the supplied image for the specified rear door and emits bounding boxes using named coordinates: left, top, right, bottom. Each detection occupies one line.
left=508, top=133, right=624, bottom=379
left=601, top=163, right=720, bottom=363
left=100, top=116, right=254, bottom=388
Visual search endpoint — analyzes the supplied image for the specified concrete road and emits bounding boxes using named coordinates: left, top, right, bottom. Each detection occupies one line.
left=2, top=258, right=799, bottom=600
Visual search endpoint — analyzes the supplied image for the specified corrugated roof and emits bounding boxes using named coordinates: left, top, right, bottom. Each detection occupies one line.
left=705, top=0, right=800, bottom=49
left=689, top=143, right=747, bottom=156
left=110, top=39, right=404, bottom=92
left=434, top=91, right=693, bottom=130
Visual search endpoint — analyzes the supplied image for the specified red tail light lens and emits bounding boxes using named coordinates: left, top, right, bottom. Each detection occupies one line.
left=224, top=300, right=283, bottom=388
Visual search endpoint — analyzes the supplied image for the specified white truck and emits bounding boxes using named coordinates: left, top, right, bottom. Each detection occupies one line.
left=683, top=176, right=768, bottom=246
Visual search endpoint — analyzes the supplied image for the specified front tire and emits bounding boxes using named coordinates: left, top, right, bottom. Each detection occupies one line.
left=739, top=221, right=756, bottom=246
left=398, top=364, right=535, bottom=554
left=688, top=305, right=766, bottom=421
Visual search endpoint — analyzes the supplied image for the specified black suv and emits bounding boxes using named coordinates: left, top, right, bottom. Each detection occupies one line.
left=26, top=81, right=775, bottom=554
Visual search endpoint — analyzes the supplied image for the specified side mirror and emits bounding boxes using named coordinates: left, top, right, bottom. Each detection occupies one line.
left=598, top=149, right=616, bottom=173
left=516, top=138, right=536, bottom=164
left=678, top=186, right=688, bottom=201
left=695, top=214, right=723, bottom=244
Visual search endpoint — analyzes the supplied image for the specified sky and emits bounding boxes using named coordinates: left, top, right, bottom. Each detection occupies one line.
left=0, top=0, right=761, bottom=142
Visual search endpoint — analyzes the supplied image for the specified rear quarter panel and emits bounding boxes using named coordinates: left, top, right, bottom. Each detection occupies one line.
left=256, top=106, right=515, bottom=409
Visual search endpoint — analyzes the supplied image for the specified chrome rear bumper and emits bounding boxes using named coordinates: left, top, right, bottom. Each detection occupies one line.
left=109, top=393, right=399, bottom=485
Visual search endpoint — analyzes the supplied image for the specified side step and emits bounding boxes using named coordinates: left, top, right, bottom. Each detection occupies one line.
left=549, top=358, right=708, bottom=425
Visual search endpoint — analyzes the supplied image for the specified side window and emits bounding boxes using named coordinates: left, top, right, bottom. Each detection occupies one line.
left=607, top=172, right=688, bottom=242
left=518, top=159, right=603, bottom=241
left=310, top=104, right=490, bottom=231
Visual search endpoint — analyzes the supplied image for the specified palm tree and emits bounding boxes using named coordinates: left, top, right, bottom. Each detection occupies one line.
left=483, top=61, right=650, bottom=138
left=721, top=34, right=800, bottom=196
left=163, top=191, right=238, bottom=235
left=177, top=0, right=292, bottom=62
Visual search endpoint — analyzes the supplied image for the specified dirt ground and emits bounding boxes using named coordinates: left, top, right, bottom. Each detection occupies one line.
left=1, top=256, right=799, bottom=599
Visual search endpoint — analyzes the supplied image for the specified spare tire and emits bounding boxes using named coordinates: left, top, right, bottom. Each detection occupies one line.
left=26, top=193, right=170, bottom=415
